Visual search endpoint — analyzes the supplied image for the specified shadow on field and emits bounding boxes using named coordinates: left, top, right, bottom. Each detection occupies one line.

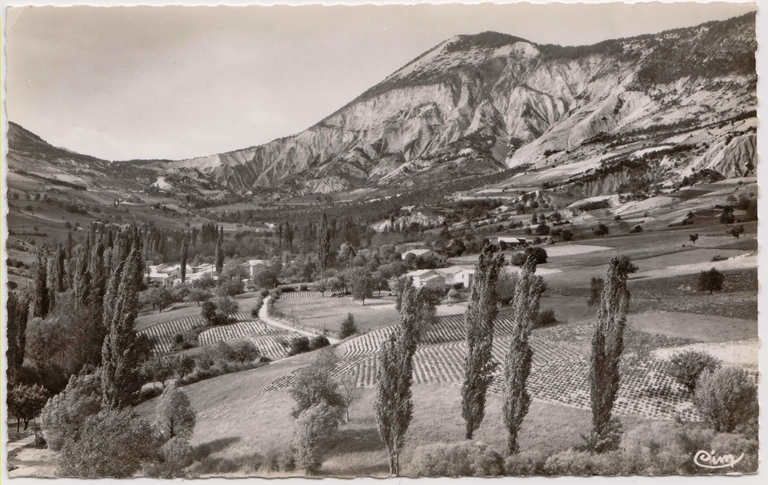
left=193, top=437, right=241, bottom=461
left=325, top=427, right=385, bottom=455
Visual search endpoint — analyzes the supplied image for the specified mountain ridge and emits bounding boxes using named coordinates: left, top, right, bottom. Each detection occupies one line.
left=7, top=12, right=757, bottom=196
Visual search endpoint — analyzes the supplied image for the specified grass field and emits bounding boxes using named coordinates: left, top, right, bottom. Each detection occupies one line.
left=273, top=296, right=401, bottom=334
left=629, top=310, right=756, bottom=343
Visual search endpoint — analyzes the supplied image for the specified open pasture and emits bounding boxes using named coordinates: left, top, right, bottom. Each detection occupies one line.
left=273, top=296, right=401, bottom=334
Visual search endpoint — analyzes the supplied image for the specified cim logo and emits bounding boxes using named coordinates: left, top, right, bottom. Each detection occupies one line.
left=694, top=450, right=745, bottom=469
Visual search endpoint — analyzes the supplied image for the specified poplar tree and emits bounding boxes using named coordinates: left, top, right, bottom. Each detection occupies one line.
left=462, top=243, right=505, bottom=439
left=375, top=278, right=423, bottom=476
left=214, top=228, right=224, bottom=275
left=502, top=256, right=545, bottom=455
left=586, top=256, right=636, bottom=452
left=33, top=250, right=50, bottom=318
left=318, top=214, right=331, bottom=280
left=180, top=235, right=188, bottom=283
left=56, top=244, right=67, bottom=292
left=6, top=292, right=30, bottom=382
left=101, top=244, right=145, bottom=409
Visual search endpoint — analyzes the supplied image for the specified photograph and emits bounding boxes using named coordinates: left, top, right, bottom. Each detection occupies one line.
left=2, top=0, right=760, bottom=479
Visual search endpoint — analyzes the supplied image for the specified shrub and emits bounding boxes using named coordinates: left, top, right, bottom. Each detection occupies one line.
left=288, top=337, right=311, bottom=356
left=408, top=441, right=504, bottom=477
left=293, top=402, right=344, bottom=475
left=264, top=447, right=296, bottom=472
left=630, top=225, right=643, bottom=233
left=709, top=433, right=758, bottom=473
left=694, top=367, right=758, bottom=433
left=452, top=282, right=464, bottom=290
left=697, top=268, right=725, bottom=294
left=504, top=450, right=548, bottom=476
left=667, top=351, right=721, bottom=393
left=711, top=254, right=728, bottom=262
left=58, top=409, right=158, bottom=478
left=230, top=341, right=260, bottom=363
left=447, top=288, right=462, bottom=302
left=146, top=437, right=194, bottom=478
left=34, top=430, right=47, bottom=449
left=191, top=456, right=241, bottom=475
left=533, top=309, right=557, bottom=328
left=309, top=335, right=330, bottom=351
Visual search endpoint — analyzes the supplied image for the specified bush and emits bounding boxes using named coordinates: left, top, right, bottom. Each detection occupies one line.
left=452, top=282, right=465, bottom=290
left=711, top=254, right=728, bottom=262
left=504, top=450, right=548, bottom=476
left=264, top=447, right=296, bottom=472
left=288, top=337, right=311, bottom=356
left=146, top=437, right=194, bottom=478
left=309, top=335, right=330, bottom=351
left=34, top=430, right=47, bottom=449
left=408, top=441, right=504, bottom=477
left=533, top=309, right=557, bottom=328
left=58, top=409, right=158, bottom=478
left=191, top=456, right=241, bottom=475
left=694, top=367, right=758, bottom=433
left=697, top=268, right=725, bottom=294
left=447, top=288, right=462, bottom=302
left=709, top=433, right=758, bottom=473
left=667, top=351, right=721, bottom=393
left=630, top=225, right=643, bottom=233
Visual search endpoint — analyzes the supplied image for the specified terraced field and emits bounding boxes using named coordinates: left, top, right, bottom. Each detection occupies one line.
left=280, top=291, right=327, bottom=299
left=138, top=312, right=305, bottom=357
left=264, top=314, right=712, bottom=421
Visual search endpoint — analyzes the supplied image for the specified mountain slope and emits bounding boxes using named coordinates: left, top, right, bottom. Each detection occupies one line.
left=170, top=13, right=756, bottom=194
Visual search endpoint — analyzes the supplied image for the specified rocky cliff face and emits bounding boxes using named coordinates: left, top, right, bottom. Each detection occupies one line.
left=165, top=13, right=755, bottom=195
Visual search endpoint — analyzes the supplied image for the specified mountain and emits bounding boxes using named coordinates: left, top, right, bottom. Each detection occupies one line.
left=168, top=13, right=756, bottom=194
left=7, top=13, right=757, bottom=198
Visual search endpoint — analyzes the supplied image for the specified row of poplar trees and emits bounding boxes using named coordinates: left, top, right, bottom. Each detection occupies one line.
left=373, top=243, right=635, bottom=475
left=10, top=225, right=151, bottom=407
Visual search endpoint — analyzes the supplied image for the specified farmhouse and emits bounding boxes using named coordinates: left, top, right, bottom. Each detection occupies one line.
left=494, top=236, right=527, bottom=247
left=407, top=269, right=446, bottom=289
left=244, top=259, right=268, bottom=279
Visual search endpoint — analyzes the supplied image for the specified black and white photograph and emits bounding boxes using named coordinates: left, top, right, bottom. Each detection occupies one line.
left=1, top=0, right=761, bottom=479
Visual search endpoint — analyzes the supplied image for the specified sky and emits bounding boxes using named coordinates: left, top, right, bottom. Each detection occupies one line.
left=5, top=1, right=757, bottom=161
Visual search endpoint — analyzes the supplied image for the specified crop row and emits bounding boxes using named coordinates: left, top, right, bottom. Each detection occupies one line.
left=280, top=291, right=326, bottom=299
left=249, top=334, right=305, bottom=361
left=199, top=319, right=287, bottom=347
left=138, top=311, right=252, bottom=354
left=271, top=321, right=706, bottom=421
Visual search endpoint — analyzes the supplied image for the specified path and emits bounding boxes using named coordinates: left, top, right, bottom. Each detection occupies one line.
left=259, top=296, right=340, bottom=344
left=5, top=433, right=36, bottom=453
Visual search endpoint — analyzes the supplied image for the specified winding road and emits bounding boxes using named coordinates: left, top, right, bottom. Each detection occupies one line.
left=259, top=296, right=340, bottom=345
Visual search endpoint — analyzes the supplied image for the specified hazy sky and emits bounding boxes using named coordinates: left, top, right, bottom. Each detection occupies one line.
left=5, top=1, right=756, bottom=161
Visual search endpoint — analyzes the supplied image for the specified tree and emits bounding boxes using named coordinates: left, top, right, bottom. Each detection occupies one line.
left=339, top=313, right=358, bottom=339
left=42, top=371, right=103, bottom=452
left=586, top=256, right=637, bottom=453
left=587, top=277, right=604, bottom=307
left=214, top=229, right=224, bottom=275
left=180, top=236, right=188, bottom=283
left=502, top=256, right=545, bottom=455
left=698, top=268, right=725, bottom=294
left=8, top=384, right=48, bottom=431
left=188, top=288, right=212, bottom=306
left=58, top=409, right=157, bottom=478
left=729, top=225, right=745, bottom=238
left=201, top=301, right=217, bottom=322
left=288, top=349, right=344, bottom=418
left=151, top=286, right=174, bottom=313
left=214, top=296, right=239, bottom=317
left=694, top=367, right=758, bottom=433
left=293, top=402, right=344, bottom=475
left=375, top=279, right=423, bottom=476
left=318, top=213, right=331, bottom=280
left=339, top=374, right=362, bottom=422
left=689, top=233, right=699, bottom=244
left=6, top=292, right=30, bottom=381
left=719, top=208, right=735, bottom=225
left=593, top=224, right=609, bottom=237
left=667, top=350, right=721, bottom=393
left=101, top=245, right=146, bottom=410
left=142, top=355, right=176, bottom=387
left=462, top=244, right=505, bottom=439
left=349, top=267, right=375, bottom=305
left=33, top=250, right=50, bottom=318
left=154, top=382, right=196, bottom=441
left=496, top=270, right=517, bottom=305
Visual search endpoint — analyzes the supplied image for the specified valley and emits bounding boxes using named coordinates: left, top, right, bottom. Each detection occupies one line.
left=4, top=9, right=759, bottom=480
